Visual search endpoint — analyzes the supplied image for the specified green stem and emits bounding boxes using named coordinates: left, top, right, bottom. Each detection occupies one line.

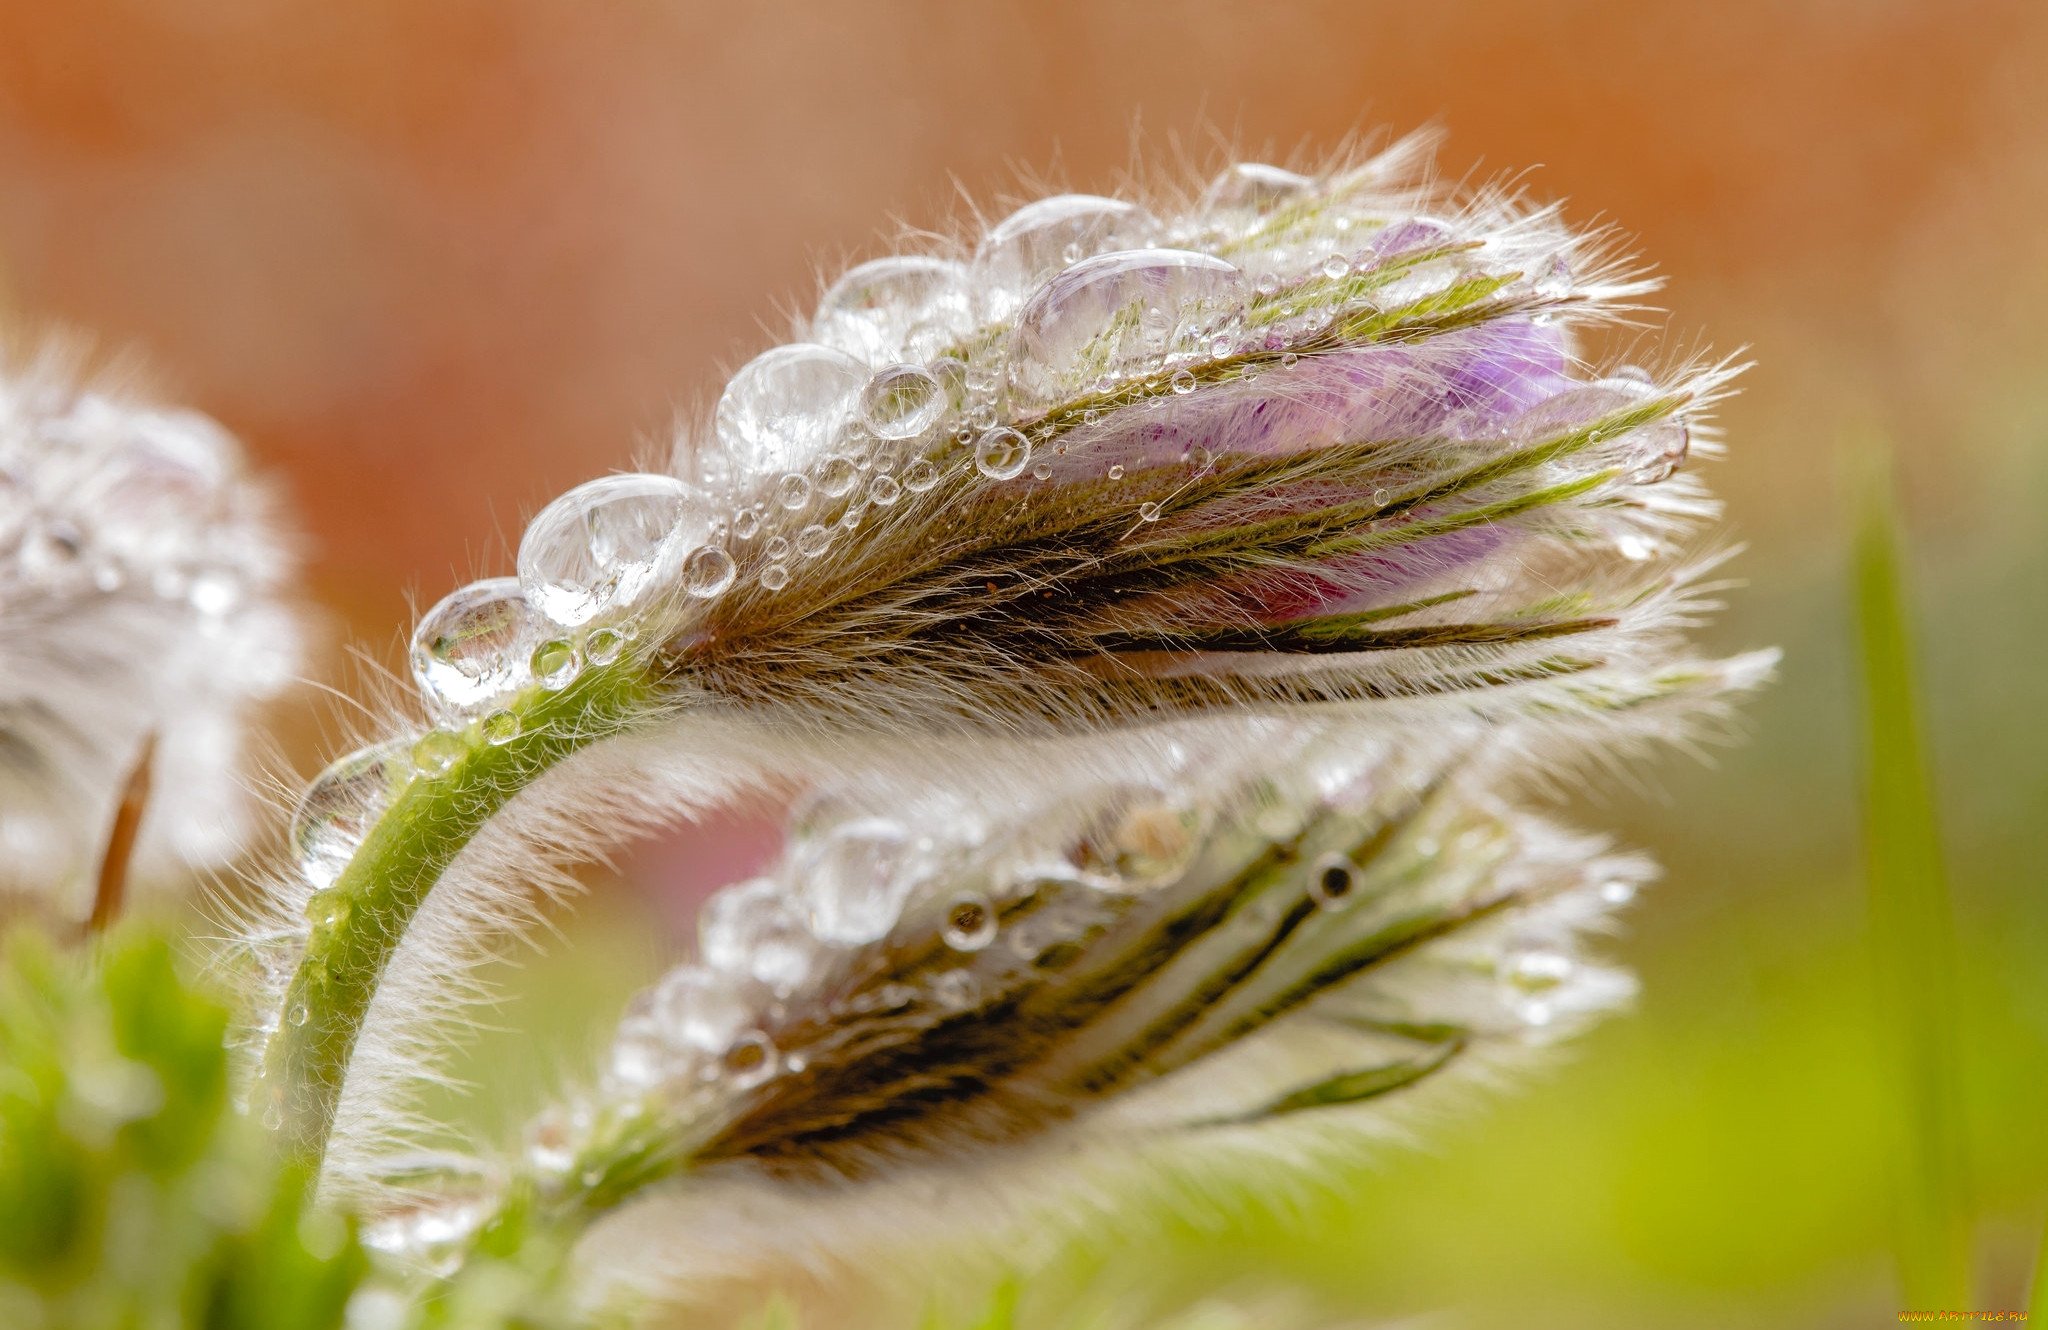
left=259, top=654, right=663, bottom=1172
left=1854, top=445, right=1973, bottom=1309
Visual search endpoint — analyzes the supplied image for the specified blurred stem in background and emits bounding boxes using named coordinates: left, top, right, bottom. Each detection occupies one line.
left=1853, top=445, right=1974, bottom=1309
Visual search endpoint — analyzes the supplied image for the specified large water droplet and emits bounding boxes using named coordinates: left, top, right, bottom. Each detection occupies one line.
left=699, top=877, right=817, bottom=992
left=409, top=576, right=538, bottom=713
left=793, top=817, right=927, bottom=944
left=1008, top=249, right=1248, bottom=412
left=1200, top=161, right=1318, bottom=215
left=291, top=741, right=410, bottom=889
left=973, top=194, right=1158, bottom=316
left=651, top=966, right=753, bottom=1052
left=517, top=473, right=704, bottom=627
left=811, top=256, right=974, bottom=364
left=713, top=343, right=868, bottom=483
left=860, top=363, right=946, bottom=440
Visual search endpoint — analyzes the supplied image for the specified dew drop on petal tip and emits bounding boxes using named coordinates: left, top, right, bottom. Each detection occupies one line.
left=409, top=576, right=537, bottom=713
left=518, top=473, right=704, bottom=627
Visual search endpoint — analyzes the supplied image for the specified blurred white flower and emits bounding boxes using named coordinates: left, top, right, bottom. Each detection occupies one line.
left=0, top=343, right=301, bottom=916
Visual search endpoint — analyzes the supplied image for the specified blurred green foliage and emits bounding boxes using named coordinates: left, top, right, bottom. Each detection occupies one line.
left=0, top=927, right=364, bottom=1330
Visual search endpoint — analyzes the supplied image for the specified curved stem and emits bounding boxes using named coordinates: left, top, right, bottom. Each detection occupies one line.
left=259, top=653, right=663, bottom=1172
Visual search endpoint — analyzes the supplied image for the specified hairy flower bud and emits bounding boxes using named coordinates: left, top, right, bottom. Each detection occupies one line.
left=0, top=346, right=300, bottom=914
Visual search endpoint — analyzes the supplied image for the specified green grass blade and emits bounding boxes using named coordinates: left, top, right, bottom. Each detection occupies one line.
left=1853, top=446, right=1973, bottom=1309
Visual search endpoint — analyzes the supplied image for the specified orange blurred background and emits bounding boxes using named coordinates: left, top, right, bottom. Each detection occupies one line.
left=2, top=5, right=2045, bottom=1326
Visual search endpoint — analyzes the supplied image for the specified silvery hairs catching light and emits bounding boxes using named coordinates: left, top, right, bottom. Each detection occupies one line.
left=0, top=343, right=300, bottom=916
left=236, top=129, right=1772, bottom=1245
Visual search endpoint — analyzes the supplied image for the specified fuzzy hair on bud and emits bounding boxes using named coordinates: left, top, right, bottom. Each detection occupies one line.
left=0, top=341, right=301, bottom=917
left=235, top=134, right=1772, bottom=1225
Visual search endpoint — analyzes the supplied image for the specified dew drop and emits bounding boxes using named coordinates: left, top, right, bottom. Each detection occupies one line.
left=817, top=455, right=860, bottom=497
left=763, top=535, right=791, bottom=560
left=1502, top=947, right=1575, bottom=994
left=1372, top=487, right=1391, bottom=507
left=583, top=626, right=625, bottom=666
left=759, top=563, right=791, bottom=590
left=868, top=474, right=902, bottom=506
left=409, top=577, right=538, bottom=714
left=652, top=966, right=752, bottom=1052
left=1321, top=253, right=1352, bottom=280
left=1170, top=368, right=1198, bottom=395
left=699, top=877, right=817, bottom=992
left=411, top=729, right=466, bottom=779
left=794, top=817, right=926, bottom=944
left=1031, top=462, right=1052, bottom=481
left=723, top=1031, right=779, bottom=1089
left=1137, top=501, right=1162, bottom=522
left=683, top=545, right=737, bottom=597
left=941, top=892, right=998, bottom=951
left=287, top=1001, right=309, bottom=1027
left=931, top=969, right=978, bottom=1010
left=712, top=343, right=868, bottom=483
left=973, top=194, right=1158, bottom=316
left=304, top=888, right=351, bottom=930
left=973, top=427, right=1030, bottom=480
left=1306, top=852, right=1358, bottom=909
left=795, top=524, right=832, bottom=558
left=731, top=507, right=761, bottom=540
left=1107, top=464, right=1125, bottom=480
left=291, top=741, right=410, bottom=890
left=531, top=638, right=581, bottom=690
left=811, top=255, right=975, bottom=364
left=517, top=473, right=705, bottom=627
left=480, top=709, right=521, bottom=746
left=1280, top=351, right=1300, bottom=368
left=901, top=458, right=941, bottom=491
left=1200, top=161, right=1318, bottom=215
left=859, top=364, right=946, bottom=441
left=1009, top=249, right=1247, bottom=412
left=775, top=472, right=813, bottom=510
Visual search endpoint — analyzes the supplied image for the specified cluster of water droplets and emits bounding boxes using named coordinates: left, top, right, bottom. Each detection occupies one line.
left=668, top=157, right=1594, bottom=579
left=286, top=468, right=739, bottom=900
